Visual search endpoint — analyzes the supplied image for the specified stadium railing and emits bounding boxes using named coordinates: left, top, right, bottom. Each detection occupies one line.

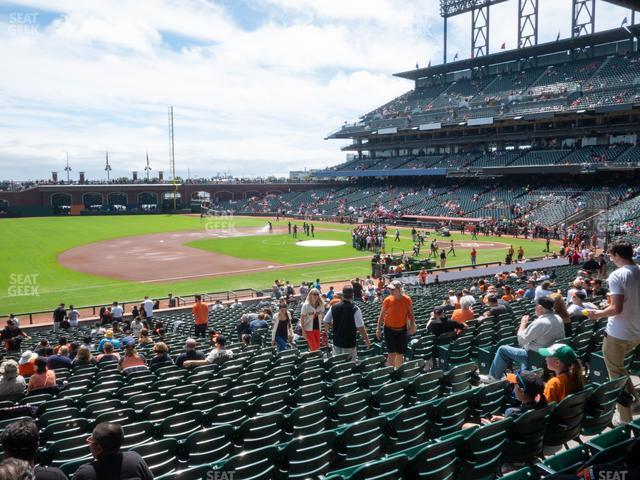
left=11, top=288, right=263, bottom=326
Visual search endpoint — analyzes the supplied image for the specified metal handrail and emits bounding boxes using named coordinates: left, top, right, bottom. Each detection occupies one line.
left=9, top=287, right=262, bottom=325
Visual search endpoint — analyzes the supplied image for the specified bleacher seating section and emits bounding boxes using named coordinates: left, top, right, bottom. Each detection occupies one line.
left=3, top=263, right=639, bottom=479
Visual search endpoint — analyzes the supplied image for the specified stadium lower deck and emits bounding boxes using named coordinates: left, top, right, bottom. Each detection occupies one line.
left=2, top=262, right=640, bottom=479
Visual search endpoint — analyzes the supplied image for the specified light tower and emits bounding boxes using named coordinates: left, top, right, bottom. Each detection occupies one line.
left=145, top=152, right=152, bottom=182
left=168, top=106, right=177, bottom=209
left=64, top=152, right=72, bottom=184
left=105, top=151, right=112, bottom=182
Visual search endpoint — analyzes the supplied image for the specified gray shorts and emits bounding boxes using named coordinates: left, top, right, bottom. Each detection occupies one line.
left=332, top=345, right=357, bottom=362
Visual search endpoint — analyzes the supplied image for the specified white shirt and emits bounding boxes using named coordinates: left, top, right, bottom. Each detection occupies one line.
left=111, top=306, right=123, bottom=319
left=567, top=302, right=597, bottom=316
left=68, top=310, right=79, bottom=327
left=142, top=299, right=154, bottom=318
left=130, top=320, right=143, bottom=337
left=534, top=286, right=553, bottom=301
left=606, top=264, right=640, bottom=340
left=205, top=348, right=234, bottom=363
left=300, top=302, right=325, bottom=331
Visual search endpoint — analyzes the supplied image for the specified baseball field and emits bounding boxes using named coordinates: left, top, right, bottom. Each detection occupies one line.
left=0, top=214, right=550, bottom=315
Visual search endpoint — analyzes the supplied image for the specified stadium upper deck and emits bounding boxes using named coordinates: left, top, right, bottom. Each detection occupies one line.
left=326, top=26, right=640, bottom=176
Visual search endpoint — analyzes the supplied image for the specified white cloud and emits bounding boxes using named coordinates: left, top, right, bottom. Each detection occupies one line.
left=0, top=0, right=634, bottom=179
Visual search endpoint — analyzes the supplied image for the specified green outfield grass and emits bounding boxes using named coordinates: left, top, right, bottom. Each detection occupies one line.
left=0, top=214, right=549, bottom=315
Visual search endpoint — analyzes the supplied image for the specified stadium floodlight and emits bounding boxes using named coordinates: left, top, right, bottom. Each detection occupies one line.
left=577, top=109, right=587, bottom=113
left=439, top=0, right=509, bottom=17
left=513, top=115, right=523, bottom=120
left=459, top=121, right=467, bottom=125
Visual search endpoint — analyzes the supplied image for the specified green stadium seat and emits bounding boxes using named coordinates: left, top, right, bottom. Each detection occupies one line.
left=184, top=424, right=234, bottom=467
left=276, top=430, right=337, bottom=479
left=130, top=438, right=179, bottom=478
left=544, top=388, right=592, bottom=447
left=210, top=445, right=277, bottom=480
left=334, top=416, right=386, bottom=467
left=287, top=399, right=330, bottom=436
left=385, top=401, right=431, bottom=453
left=324, top=453, right=408, bottom=480
left=582, top=376, right=628, bottom=436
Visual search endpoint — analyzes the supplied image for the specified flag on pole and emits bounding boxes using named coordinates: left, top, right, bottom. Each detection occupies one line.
left=428, top=59, right=431, bottom=67
left=453, top=52, right=459, bottom=61
left=415, top=61, right=419, bottom=69
left=556, top=32, right=561, bottom=41
left=500, top=42, right=506, bottom=50
left=622, top=17, right=628, bottom=27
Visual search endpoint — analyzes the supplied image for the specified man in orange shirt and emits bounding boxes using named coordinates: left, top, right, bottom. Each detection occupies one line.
left=192, top=295, right=209, bottom=337
left=375, top=280, right=415, bottom=368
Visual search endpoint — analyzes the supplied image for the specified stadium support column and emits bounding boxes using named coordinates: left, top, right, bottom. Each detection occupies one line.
left=443, top=16, right=448, bottom=64
left=472, top=4, right=490, bottom=58
left=571, top=0, right=595, bottom=38
left=518, top=0, right=538, bottom=48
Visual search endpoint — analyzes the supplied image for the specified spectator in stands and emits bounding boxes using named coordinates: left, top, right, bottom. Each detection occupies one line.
left=90, top=322, right=104, bottom=339
left=501, top=285, right=515, bottom=302
left=73, top=346, right=96, bottom=367
left=523, top=280, right=536, bottom=300
left=230, top=298, right=243, bottom=309
left=586, top=240, right=640, bottom=424
left=96, top=342, right=120, bottom=364
left=68, top=305, right=80, bottom=328
left=192, top=295, right=209, bottom=338
left=118, top=337, right=147, bottom=374
left=211, top=300, right=224, bottom=311
left=375, top=280, right=415, bottom=368
left=176, top=338, right=205, bottom=368
left=0, top=457, right=33, bottom=479
left=149, top=342, right=172, bottom=367
left=97, top=330, right=120, bottom=352
left=565, top=279, right=587, bottom=305
left=451, top=295, right=475, bottom=325
left=53, top=336, right=67, bottom=355
left=539, top=343, right=585, bottom=403
left=477, top=295, right=508, bottom=321
left=0, top=419, right=66, bottom=480
left=27, top=358, right=56, bottom=393
left=272, top=302, right=294, bottom=351
left=300, top=288, right=325, bottom=352
left=481, top=296, right=564, bottom=382
left=323, top=286, right=372, bottom=361
left=129, top=317, right=143, bottom=337
left=34, top=339, right=52, bottom=357
left=0, top=319, right=30, bottom=353
left=0, top=360, right=25, bottom=401
left=184, top=335, right=234, bottom=367
left=46, top=346, right=72, bottom=370
left=73, top=422, right=153, bottom=480
left=81, top=336, right=94, bottom=351
left=167, top=292, right=177, bottom=308
left=465, top=371, right=547, bottom=430
left=567, top=290, right=598, bottom=317
left=550, top=292, right=572, bottom=337
left=141, top=296, right=154, bottom=328
left=591, top=278, right=608, bottom=297
left=52, top=303, right=66, bottom=331
left=138, top=329, right=152, bottom=346
left=583, top=252, right=600, bottom=273
left=110, top=302, right=123, bottom=323
left=18, top=351, right=37, bottom=377
left=534, top=280, right=554, bottom=300
left=427, top=306, right=466, bottom=336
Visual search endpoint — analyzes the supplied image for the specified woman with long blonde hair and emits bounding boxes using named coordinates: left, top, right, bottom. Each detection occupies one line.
left=300, top=288, right=325, bottom=351
left=550, top=292, right=572, bottom=337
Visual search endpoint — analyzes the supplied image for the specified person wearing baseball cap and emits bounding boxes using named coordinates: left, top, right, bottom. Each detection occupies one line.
left=539, top=343, right=585, bottom=403
left=376, top=281, right=415, bottom=368
left=480, top=296, right=564, bottom=383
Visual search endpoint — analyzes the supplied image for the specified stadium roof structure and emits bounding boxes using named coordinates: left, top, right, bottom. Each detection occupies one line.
left=395, top=24, right=640, bottom=80
left=603, top=0, right=640, bottom=9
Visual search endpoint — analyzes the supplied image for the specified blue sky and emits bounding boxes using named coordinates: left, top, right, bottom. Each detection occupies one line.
left=0, top=0, right=633, bottom=180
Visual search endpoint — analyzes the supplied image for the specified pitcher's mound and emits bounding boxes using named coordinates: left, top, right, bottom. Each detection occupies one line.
left=297, top=240, right=346, bottom=247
